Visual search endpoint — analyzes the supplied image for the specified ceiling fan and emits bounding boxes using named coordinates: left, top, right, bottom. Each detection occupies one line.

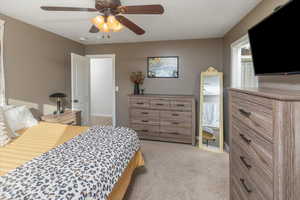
left=41, top=0, right=164, bottom=35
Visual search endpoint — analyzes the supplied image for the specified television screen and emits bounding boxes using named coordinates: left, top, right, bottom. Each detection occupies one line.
left=248, top=0, right=299, bottom=75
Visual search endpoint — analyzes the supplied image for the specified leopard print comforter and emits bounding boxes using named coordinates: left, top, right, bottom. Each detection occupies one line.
left=0, top=126, right=140, bottom=200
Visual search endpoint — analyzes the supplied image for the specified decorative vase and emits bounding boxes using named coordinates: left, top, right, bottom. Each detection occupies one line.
left=134, top=83, right=140, bottom=95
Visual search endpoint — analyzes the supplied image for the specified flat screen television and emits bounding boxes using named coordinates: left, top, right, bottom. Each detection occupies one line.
left=248, top=0, right=299, bottom=76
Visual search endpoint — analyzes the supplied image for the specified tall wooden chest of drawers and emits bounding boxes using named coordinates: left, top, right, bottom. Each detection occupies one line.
left=229, top=88, right=300, bottom=200
left=129, top=94, right=196, bottom=145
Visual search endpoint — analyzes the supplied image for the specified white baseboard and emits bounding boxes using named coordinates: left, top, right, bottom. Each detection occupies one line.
left=91, top=113, right=112, bottom=118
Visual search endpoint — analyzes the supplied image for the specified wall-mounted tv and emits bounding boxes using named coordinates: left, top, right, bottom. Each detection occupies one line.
left=248, top=0, right=299, bottom=76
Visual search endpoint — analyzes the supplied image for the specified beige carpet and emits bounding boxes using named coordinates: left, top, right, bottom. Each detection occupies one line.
left=124, top=140, right=229, bottom=200
left=90, top=115, right=112, bottom=126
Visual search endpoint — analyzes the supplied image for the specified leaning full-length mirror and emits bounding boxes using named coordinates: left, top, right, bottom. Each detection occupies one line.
left=199, top=67, right=223, bottom=152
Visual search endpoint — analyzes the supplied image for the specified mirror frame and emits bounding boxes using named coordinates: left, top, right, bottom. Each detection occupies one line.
left=199, top=67, right=224, bottom=153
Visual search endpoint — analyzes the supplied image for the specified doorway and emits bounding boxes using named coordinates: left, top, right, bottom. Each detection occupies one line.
left=71, top=53, right=116, bottom=127
left=89, top=55, right=116, bottom=127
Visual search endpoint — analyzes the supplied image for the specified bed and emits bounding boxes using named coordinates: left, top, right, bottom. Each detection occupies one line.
left=0, top=122, right=144, bottom=200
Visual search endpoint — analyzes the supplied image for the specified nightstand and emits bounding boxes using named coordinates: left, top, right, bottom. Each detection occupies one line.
left=41, top=110, right=81, bottom=126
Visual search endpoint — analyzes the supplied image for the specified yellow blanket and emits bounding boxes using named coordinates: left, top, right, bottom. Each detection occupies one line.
left=0, top=122, right=144, bottom=200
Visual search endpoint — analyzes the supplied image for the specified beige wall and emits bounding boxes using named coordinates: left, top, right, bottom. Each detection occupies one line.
left=85, top=39, right=223, bottom=127
left=0, top=13, right=84, bottom=115
left=0, top=12, right=223, bottom=135
left=222, top=0, right=291, bottom=143
left=3, top=0, right=295, bottom=144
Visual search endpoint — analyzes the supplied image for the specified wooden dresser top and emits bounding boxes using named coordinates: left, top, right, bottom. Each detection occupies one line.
left=128, top=94, right=195, bottom=99
left=229, top=87, right=300, bottom=101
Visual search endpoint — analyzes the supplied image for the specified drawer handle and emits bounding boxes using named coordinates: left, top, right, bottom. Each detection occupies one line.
left=238, top=108, right=251, bottom=117
left=239, top=134, right=251, bottom=144
left=176, top=104, right=185, bottom=107
left=170, top=132, right=180, bottom=135
left=172, top=122, right=180, bottom=125
left=172, top=114, right=180, bottom=116
left=156, top=103, right=164, bottom=106
left=142, top=120, right=149, bottom=123
left=240, top=178, right=252, bottom=193
left=141, top=130, right=149, bottom=132
left=240, top=156, right=252, bottom=169
left=141, top=112, right=149, bottom=115
left=136, top=102, right=144, bottom=105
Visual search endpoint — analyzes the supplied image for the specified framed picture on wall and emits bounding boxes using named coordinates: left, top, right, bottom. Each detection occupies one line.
left=147, top=56, right=179, bottom=78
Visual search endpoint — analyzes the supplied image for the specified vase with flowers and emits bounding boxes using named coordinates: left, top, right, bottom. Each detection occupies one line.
left=130, top=71, right=145, bottom=95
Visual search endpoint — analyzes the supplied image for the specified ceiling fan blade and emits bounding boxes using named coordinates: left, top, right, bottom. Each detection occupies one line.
left=89, top=25, right=99, bottom=33
left=41, top=6, right=98, bottom=12
left=118, top=5, right=164, bottom=14
left=115, top=15, right=145, bottom=35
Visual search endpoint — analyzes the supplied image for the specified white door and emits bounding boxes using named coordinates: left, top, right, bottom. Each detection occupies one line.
left=71, top=53, right=90, bottom=125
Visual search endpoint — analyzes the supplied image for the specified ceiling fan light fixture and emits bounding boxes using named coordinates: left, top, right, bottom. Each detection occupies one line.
left=92, top=15, right=105, bottom=28
left=107, top=15, right=117, bottom=26
left=92, top=15, right=124, bottom=33
left=108, top=16, right=123, bottom=32
left=101, top=23, right=110, bottom=32
left=112, top=21, right=123, bottom=32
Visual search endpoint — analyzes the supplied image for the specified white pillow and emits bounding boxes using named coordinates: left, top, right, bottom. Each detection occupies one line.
left=0, top=107, right=12, bottom=147
left=4, top=105, right=38, bottom=135
left=1, top=105, right=16, bottom=111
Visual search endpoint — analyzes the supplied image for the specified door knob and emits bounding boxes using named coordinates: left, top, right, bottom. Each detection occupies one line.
left=74, top=99, right=79, bottom=103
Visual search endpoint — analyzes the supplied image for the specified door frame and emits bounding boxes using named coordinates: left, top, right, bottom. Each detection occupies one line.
left=230, top=34, right=249, bottom=88
left=87, top=54, right=117, bottom=127
left=0, top=19, right=6, bottom=106
left=71, top=53, right=91, bottom=125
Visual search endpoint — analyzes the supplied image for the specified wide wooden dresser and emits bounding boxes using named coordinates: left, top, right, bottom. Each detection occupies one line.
left=229, top=88, right=300, bottom=200
left=129, top=94, right=196, bottom=145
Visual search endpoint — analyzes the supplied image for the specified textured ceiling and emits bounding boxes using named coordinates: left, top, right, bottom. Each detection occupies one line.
left=0, top=0, right=262, bottom=44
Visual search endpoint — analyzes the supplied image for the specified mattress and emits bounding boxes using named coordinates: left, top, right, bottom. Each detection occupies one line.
left=0, top=122, right=144, bottom=200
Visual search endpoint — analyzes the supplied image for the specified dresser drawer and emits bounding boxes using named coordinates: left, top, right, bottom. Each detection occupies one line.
left=130, top=98, right=150, bottom=108
left=41, top=111, right=81, bottom=125
left=150, top=99, right=170, bottom=109
left=131, top=124, right=159, bottom=136
left=160, top=126, right=191, bottom=137
left=231, top=93, right=273, bottom=142
left=130, top=118, right=159, bottom=126
left=230, top=176, right=249, bottom=200
left=160, top=120, right=191, bottom=128
left=230, top=173, right=263, bottom=200
left=58, top=114, right=77, bottom=121
left=231, top=158, right=271, bottom=200
left=160, top=111, right=192, bottom=120
left=44, top=113, right=76, bottom=122
left=170, top=100, right=192, bottom=111
left=231, top=141, right=273, bottom=200
left=59, top=119, right=77, bottom=125
left=131, top=109, right=159, bottom=118
left=232, top=118, right=273, bottom=174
